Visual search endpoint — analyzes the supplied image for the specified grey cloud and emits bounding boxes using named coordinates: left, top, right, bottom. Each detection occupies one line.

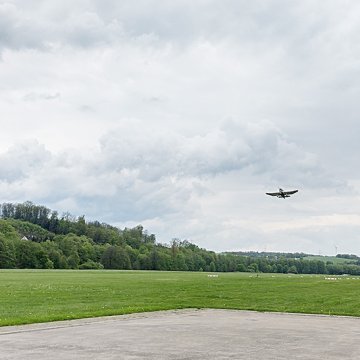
left=23, top=92, right=60, bottom=102
left=0, top=2, right=124, bottom=51
left=1, top=1, right=360, bottom=254
left=0, top=120, right=328, bottom=217
left=0, top=139, right=185, bottom=221
left=0, top=120, right=353, bottom=250
left=0, top=3, right=49, bottom=51
left=62, top=11, right=124, bottom=48
left=98, top=120, right=340, bottom=189
left=78, top=105, right=96, bottom=112
left=0, top=141, right=51, bottom=182
left=3, top=0, right=357, bottom=53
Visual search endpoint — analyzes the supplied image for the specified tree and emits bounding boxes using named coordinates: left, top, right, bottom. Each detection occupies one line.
left=48, top=211, right=59, bottom=233
left=138, top=252, right=151, bottom=270
left=41, top=240, right=64, bottom=269
left=16, top=241, right=38, bottom=268
left=248, top=263, right=259, bottom=273
left=0, top=220, right=19, bottom=241
left=101, top=246, right=131, bottom=269
left=123, top=225, right=145, bottom=249
left=209, top=261, right=216, bottom=272
left=16, top=241, right=51, bottom=269
left=0, top=236, right=16, bottom=268
left=237, top=263, right=247, bottom=272
left=75, top=216, right=87, bottom=236
left=174, top=253, right=188, bottom=271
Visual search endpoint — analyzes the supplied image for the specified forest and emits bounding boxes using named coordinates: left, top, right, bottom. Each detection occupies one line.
left=1, top=201, right=360, bottom=275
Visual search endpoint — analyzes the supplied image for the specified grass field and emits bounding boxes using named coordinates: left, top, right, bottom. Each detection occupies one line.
left=303, top=255, right=357, bottom=264
left=1, top=270, right=360, bottom=327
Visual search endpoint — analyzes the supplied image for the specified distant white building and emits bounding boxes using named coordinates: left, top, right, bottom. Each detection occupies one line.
left=21, top=236, right=29, bottom=241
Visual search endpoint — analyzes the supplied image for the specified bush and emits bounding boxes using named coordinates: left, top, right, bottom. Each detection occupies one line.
left=79, top=260, right=104, bottom=270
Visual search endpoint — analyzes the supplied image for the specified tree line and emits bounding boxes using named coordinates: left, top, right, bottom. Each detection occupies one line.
left=1, top=201, right=360, bottom=275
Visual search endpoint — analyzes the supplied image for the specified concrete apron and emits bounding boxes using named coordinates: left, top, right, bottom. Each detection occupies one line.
left=1, top=309, right=360, bottom=359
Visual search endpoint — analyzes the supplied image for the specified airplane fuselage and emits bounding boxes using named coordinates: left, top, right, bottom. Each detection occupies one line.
left=278, top=188, right=288, bottom=199
left=266, top=188, right=298, bottom=199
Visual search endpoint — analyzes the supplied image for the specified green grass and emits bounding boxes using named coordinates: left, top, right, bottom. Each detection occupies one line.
left=1, top=270, right=360, bottom=326
left=303, top=255, right=357, bottom=264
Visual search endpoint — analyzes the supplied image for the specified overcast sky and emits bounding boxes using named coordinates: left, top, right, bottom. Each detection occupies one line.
left=1, top=0, right=360, bottom=255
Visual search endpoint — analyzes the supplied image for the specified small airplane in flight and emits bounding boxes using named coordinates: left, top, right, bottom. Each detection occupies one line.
left=266, top=188, right=298, bottom=199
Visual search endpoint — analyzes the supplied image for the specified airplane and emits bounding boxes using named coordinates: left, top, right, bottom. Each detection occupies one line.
left=266, top=188, right=298, bottom=199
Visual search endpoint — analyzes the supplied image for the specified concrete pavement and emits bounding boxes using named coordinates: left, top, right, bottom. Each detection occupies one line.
left=1, top=309, right=360, bottom=359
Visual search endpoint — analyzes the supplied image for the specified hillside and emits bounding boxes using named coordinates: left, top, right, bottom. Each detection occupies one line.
left=0, top=202, right=225, bottom=271
left=1, top=201, right=360, bottom=275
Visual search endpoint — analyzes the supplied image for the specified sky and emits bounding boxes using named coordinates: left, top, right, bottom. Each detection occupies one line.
left=1, top=0, right=360, bottom=255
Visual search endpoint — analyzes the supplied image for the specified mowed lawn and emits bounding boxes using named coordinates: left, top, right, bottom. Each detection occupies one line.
left=1, top=270, right=360, bottom=326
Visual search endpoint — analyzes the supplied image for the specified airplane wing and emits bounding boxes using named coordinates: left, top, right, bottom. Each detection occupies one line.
left=283, top=190, right=298, bottom=195
left=266, top=192, right=280, bottom=196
